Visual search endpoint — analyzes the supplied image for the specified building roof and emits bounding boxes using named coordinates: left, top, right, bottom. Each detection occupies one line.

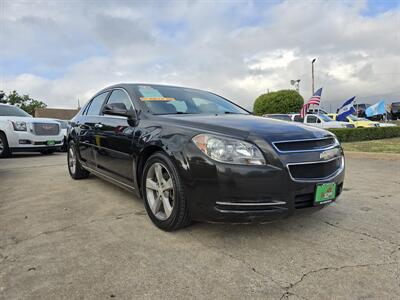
left=35, top=108, right=79, bottom=120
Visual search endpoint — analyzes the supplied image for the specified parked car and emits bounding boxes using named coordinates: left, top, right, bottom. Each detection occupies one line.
left=390, top=102, right=400, bottom=120
left=353, top=103, right=370, bottom=118
left=263, top=114, right=292, bottom=122
left=327, top=114, right=379, bottom=128
left=67, top=84, right=345, bottom=231
left=291, top=113, right=355, bottom=129
left=0, top=104, right=64, bottom=157
left=308, top=108, right=328, bottom=114
left=377, top=122, right=397, bottom=127
left=55, top=119, right=69, bottom=151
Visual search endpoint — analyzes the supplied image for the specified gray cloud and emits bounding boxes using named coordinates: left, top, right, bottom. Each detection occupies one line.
left=1, top=0, right=399, bottom=111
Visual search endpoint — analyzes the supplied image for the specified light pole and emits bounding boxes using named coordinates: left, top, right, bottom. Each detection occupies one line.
left=311, top=58, right=316, bottom=95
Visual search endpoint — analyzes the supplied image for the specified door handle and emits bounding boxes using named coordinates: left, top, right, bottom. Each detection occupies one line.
left=94, top=123, right=103, bottom=129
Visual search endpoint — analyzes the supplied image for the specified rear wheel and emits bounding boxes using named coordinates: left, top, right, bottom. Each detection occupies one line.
left=0, top=132, right=11, bottom=158
left=142, top=152, right=191, bottom=231
left=68, top=141, right=90, bottom=179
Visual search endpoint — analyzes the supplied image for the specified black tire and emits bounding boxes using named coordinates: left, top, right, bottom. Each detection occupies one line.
left=142, top=152, right=191, bottom=231
left=0, top=132, right=11, bottom=158
left=67, top=141, right=90, bottom=180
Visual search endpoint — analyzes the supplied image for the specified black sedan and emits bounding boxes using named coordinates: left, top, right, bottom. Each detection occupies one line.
left=67, top=84, right=345, bottom=231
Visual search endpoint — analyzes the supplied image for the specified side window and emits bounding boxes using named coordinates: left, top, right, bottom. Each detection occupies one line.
left=293, top=115, right=304, bottom=122
left=307, top=115, right=317, bottom=123
left=86, top=93, right=108, bottom=116
left=106, top=89, right=133, bottom=112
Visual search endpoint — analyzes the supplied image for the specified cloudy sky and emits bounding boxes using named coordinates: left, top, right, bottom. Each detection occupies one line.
left=1, top=0, right=399, bottom=111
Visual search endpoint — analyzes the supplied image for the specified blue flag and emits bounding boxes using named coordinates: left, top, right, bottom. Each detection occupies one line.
left=337, top=96, right=356, bottom=121
left=366, top=100, right=386, bottom=117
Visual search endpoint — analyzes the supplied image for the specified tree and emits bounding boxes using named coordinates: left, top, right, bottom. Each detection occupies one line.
left=0, top=90, right=47, bottom=116
left=253, top=90, right=304, bottom=115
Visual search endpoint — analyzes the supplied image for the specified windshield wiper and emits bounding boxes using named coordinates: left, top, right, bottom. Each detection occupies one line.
left=155, top=112, right=191, bottom=115
left=223, top=111, right=247, bottom=115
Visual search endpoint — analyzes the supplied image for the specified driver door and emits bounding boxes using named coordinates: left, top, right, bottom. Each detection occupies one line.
left=93, top=89, right=136, bottom=186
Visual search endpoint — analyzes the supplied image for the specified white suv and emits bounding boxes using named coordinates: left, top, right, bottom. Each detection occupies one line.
left=0, top=104, right=64, bottom=158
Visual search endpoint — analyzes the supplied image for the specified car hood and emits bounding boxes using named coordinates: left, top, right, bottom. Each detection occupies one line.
left=159, top=114, right=332, bottom=142
left=0, top=116, right=60, bottom=123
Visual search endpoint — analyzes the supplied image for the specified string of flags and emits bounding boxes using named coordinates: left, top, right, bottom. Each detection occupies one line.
left=299, top=88, right=388, bottom=118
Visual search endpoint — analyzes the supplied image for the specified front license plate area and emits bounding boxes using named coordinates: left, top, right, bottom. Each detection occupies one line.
left=314, top=183, right=336, bottom=205
left=47, top=140, right=55, bottom=146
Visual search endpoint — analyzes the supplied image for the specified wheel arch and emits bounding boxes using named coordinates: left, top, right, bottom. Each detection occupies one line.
left=136, top=145, right=168, bottom=195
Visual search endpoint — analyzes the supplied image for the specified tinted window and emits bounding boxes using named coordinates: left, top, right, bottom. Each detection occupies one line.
left=135, top=85, right=248, bottom=115
left=307, top=115, right=317, bottom=123
left=86, top=93, right=108, bottom=116
left=0, top=105, right=31, bottom=117
left=293, top=115, right=304, bottom=122
left=106, top=89, right=133, bottom=112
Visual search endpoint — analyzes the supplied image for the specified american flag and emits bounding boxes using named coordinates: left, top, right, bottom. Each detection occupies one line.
left=300, top=88, right=322, bottom=118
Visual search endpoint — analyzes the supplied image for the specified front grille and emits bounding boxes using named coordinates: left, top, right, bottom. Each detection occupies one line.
left=33, top=123, right=60, bottom=136
left=294, top=183, right=343, bottom=209
left=273, top=137, right=336, bottom=152
left=288, top=157, right=343, bottom=181
left=294, top=193, right=314, bottom=209
left=33, top=141, right=62, bottom=145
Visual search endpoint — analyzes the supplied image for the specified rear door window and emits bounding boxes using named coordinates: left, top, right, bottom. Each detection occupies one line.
left=86, top=92, right=108, bottom=116
left=306, top=115, right=318, bottom=123
left=293, top=115, right=304, bottom=122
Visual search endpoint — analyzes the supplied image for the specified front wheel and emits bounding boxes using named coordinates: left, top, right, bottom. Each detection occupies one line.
left=67, top=141, right=90, bottom=179
left=142, top=152, right=191, bottom=231
left=0, top=132, right=11, bottom=158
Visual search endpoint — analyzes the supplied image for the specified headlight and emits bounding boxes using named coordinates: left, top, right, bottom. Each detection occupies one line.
left=192, top=134, right=266, bottom=165
left=12, top=121, right=27, bottom=131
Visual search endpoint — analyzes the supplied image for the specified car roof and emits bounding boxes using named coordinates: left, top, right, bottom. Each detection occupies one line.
left=97, top=83, right=209, bottom=95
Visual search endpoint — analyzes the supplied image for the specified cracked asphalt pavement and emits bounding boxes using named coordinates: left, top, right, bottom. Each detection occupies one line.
left=0, top=152, right=399, bottom=299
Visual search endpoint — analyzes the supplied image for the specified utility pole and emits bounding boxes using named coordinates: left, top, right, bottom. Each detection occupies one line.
left=311, top=58, right=316, bottom=95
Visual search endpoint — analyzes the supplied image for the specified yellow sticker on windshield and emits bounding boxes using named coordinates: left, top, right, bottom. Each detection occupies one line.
left=140, top=97, right=175, bottom=101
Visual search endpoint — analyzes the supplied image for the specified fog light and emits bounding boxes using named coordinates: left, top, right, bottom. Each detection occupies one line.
left=19, top=139, right=31, bottom=144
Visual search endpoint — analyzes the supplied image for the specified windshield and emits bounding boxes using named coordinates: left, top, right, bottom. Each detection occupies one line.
left=135, top=85, right=249, bottom=115
left=0, top=105, right=31, bottom=117
left=318, top=114, right=333, bottom=122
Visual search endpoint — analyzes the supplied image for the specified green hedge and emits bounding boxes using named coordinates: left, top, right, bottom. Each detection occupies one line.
left=329, top=127, right=400, bottom=143
left=253, top=90, right=303, bottom=115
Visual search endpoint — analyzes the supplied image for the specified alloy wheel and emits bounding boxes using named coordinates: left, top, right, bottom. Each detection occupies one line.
left=145, top=162, right=175, bottom=221
left=0, top=138, right=4, bottom=155
left=68, top=146, right=76, bottom=175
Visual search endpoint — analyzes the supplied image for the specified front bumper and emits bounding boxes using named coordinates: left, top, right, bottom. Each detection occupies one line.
left=7, top=130, right=64, bottom=151
left=179, top=143, right=345, bottom=223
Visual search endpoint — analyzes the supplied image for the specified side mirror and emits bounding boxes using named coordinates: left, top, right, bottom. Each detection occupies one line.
left=102, top=103, right=137, bottom=125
